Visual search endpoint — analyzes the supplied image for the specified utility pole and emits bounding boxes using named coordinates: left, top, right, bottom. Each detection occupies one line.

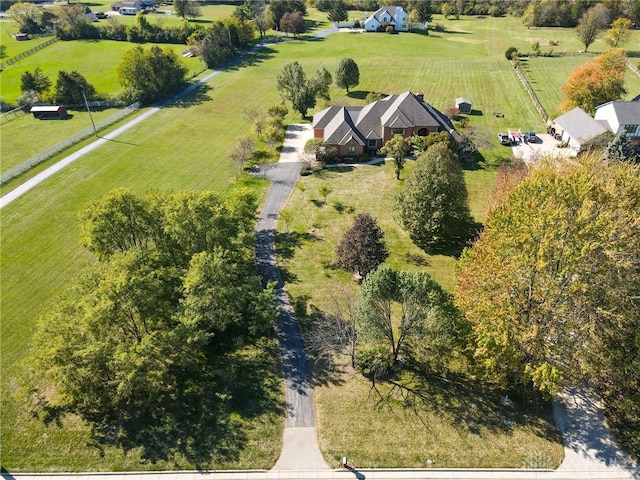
left=82, top=90, right=97, bottom=137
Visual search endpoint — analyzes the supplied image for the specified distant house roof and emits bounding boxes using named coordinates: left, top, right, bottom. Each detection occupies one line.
left=370, top=6, right=404, bottom=26
left=554, top=107, right=609, bottom=144
left=456, top=97, right=472, bottom=105
left=313, top=91, right=459, bottom=147
left=595, top=101, right=640, bottom=125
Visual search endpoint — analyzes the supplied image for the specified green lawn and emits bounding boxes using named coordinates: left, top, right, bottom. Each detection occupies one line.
left=0, top=21, right=55, bottom=61
left=277, top=161, right=564, bottom=467
left=0, top=14, right=604, bottom=470
left=0, top=40, right=205, bottom=104
left=0, top=107, right=140, bottom=172
left=519, top=54, right=640, bottom=119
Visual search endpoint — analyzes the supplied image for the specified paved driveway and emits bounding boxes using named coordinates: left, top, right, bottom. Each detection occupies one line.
left=279, top=124, right=313, bottom=163
left=511, top=133, right=577, bottom=163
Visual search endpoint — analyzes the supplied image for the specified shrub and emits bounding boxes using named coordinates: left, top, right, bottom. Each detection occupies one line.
left=444, top=106, right=461, bottom=120
left=505, top=46, right=518, bottom=60
left=434, top=23, right=445, bottom=32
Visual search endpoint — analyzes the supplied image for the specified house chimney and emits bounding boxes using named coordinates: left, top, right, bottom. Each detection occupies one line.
left=416, top=92, right=424, bottom=101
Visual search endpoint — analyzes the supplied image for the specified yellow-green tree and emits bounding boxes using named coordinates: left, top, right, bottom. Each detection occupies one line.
left=456, top=155, right=640, bottom=395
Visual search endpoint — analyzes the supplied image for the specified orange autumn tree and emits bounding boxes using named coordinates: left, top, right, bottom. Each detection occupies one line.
left=560, top=48, right=627, bottom=115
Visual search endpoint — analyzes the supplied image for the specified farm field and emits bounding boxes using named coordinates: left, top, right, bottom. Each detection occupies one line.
left=0, top=107, right=140, bottom=172
left=0, top=39, right=205, bottom=104
left=3, top=10, right=638, bottom=470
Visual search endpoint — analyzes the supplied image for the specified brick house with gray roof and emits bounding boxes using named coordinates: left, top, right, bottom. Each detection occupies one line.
left=312, top=91, right=459, bottom=157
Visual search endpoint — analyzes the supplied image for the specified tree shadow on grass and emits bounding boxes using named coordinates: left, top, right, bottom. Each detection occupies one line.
left=403, top=252, right=430, bottom=267
left=166, top=84, right=213, bottom=108
left=275, top=230, right=320, bottom=260
left=371, top=367, right=561, bottom=442
left=224, top=46, right=277, bottom=73
left=82, top=341, right=284, bottom=467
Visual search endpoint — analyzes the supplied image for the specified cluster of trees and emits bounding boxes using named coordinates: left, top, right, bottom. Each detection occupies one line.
left=116, top=45, right=188, bottom=104
left=456, top=155, right=640, bottom=402
left=275, top=57, right=361, bottom=118
left=560, top=48, right=627, bottom=114
left=522, top=0, right=640, bottom=28
left=19, top=44, right=189, bottom=106
left=325, top=144, right=639, bottom=456
left=18, top=68, right=97, bottom=106
left=27, top=188, right=277, bottom=460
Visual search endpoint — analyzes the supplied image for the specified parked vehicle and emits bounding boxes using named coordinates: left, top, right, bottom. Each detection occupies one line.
left=524, top=131, right=537, bottom=142
left=497, top=132, right=510, bottom=145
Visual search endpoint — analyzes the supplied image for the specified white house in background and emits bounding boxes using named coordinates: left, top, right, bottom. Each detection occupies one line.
left=364, top=6, right=408, bottom=32
left=594, top=100, right=640, bottom=142
left=551, top=107, right=610, bottom=153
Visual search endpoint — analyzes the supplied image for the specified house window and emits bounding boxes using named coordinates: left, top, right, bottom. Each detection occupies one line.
left=368, top=139, right=377, bottom=147
left=348, top=145, right=356, bottom=153
left=624, top=125, right=639, bottom=135
left=392, top=127, right=404, bottom=135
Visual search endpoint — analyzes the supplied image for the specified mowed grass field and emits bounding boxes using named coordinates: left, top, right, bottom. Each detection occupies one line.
left=2, top=12, right=627, bottom=470
left=0, top=108, right=140, bottom=172
left=0, top=39, right=205, bottom=104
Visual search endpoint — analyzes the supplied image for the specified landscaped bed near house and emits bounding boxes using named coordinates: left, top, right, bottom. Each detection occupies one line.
left=4, top=12, right=637, bottom=470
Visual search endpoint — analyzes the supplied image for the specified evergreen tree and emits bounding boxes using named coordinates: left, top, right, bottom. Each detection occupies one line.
left=54, top=70, right=96, bottom=104
left=604, top=132, right=637, bottom=163
left=327, top=0, right=348, bottom=23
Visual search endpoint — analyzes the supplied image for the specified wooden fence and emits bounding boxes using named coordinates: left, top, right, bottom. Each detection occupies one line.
left=512, top=60, right=549, bottom=124
left=0, top=37, right=57, bottom=70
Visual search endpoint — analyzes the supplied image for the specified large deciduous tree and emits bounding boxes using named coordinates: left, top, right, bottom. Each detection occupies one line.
left=357, top=266, right=461, bottom=373
left=575, top=3, right=610, bottom=52
left=7, top=1, right=41, bottom=34
left=269, top=0, right=306, bottom=30
left=336, top=213, right=389, bottom=279
left=335, top=57, right=360, bottom=94
left=173, top=0, right=201, bottom=20
left=560, top=48, right=627, bottom=114
left=276, top=61, right=332, bottom=117
left=455, top=155, right=640, bottom=395
left=117, top=45, right=188, bottom=104
left=395, top=142, right=474, bottom=253
left=28, top=188, right=277, bottom=461
left=279, top=11, right=305, bottom=36
left=604, top=17, right=633, bottom=48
